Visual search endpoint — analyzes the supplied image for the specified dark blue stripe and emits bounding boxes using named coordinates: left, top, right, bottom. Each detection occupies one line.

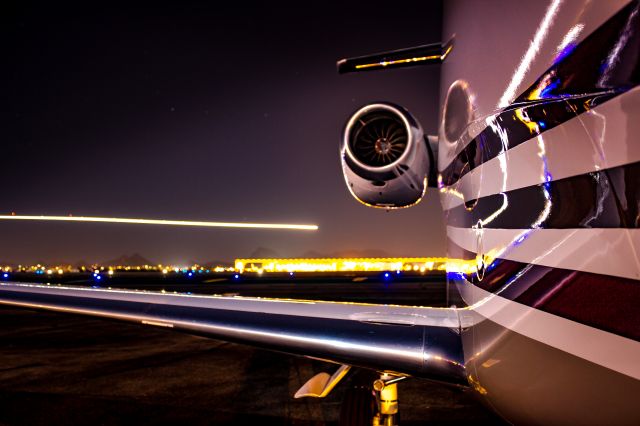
left=445, top=161, right=640, bottom=229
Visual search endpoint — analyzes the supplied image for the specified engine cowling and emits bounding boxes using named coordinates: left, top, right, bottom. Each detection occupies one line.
left=341, top=102, right=430, bottom=208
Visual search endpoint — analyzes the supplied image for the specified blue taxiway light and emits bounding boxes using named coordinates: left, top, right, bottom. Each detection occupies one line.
left=233, top=274, right=240, bottom=279
left=2, top=273, right=8, bottom=279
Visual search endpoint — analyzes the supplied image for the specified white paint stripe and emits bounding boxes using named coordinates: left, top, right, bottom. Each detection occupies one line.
left=441, top=87, right=640, bottom=210
left=462, top=284, right=640, bottom=380
left=447, top=226, right=640, bottom=280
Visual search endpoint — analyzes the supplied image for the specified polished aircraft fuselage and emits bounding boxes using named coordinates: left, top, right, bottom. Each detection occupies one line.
left=439, top=1, right=640, bottom=424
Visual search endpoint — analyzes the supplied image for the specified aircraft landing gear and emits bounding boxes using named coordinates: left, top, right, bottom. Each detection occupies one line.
left=339, top=372, right=406, bottom=426
left=339, top=381, right=376, bottom=426
left=294, top=366, right=406, bottom=425
left=372, top=373, right=405, bottom=426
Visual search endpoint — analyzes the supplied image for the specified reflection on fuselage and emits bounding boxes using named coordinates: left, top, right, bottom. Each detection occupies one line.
left=439, top=1, right=640, bottom=424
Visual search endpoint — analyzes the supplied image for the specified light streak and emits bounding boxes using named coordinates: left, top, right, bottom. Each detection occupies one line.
left=531, top=134, right=553, bottom=229
left=598, top=6, right=638, bottom=87
left=474, top=114, right=511, bottom=228
left=441, top=43, right=453, bottom=61
left=498, top=0, right=562, bottom=108
left=556, top=23, right=583, bottom=54
left=0, top=215, right=318, bottom=231
left=355, top=54, right=441, bottom=70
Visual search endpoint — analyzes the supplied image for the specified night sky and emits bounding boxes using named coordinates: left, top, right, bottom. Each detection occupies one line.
left=3, top=1, right=445, bottom=265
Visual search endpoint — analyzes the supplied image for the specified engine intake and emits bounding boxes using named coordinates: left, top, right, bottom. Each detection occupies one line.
left=341, top=103, right=430, bottom=208
left=348, top=109, right=408, bottom=168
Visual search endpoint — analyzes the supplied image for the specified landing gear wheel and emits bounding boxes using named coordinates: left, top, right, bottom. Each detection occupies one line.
left=339, top=384, right=376, bottom=426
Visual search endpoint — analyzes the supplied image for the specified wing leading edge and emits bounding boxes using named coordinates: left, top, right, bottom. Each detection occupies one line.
left=0, top=281, right=466, bottom=385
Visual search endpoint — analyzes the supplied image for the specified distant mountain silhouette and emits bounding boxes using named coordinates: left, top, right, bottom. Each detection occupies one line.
left=242, top=248, right=395, bottom=259
left=33, top=258, right=74, bottom=266
left=300, top=249, right=392, bottom=258
left=334, top=249, right=392, bottom=258
left=6, top=248, right=413, bottom=268
left=300, top=250, right=327, bottom=258
left=102, top=253, right=155, bottom=266
left=248, top=247, right=281, bottom=258
left=209, top=260, right=234, bottom=267
left=191, top=259, right=234, bottom=268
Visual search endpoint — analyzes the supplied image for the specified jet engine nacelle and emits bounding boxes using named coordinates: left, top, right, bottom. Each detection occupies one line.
left=341, top=102, right=430, bottom=209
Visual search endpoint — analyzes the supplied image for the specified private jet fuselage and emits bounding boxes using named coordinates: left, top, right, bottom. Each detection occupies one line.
left=339, top=1, right=640, bottom=424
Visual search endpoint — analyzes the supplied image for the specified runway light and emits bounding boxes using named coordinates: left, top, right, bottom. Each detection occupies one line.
left=0, top=215, right=318, bottom=231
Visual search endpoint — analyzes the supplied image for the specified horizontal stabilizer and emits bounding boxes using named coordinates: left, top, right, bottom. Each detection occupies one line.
left=337, top=42, right=451, bottom=74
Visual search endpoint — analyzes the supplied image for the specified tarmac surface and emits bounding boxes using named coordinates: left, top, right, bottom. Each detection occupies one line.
left=0, top=275, right=506, bottom=425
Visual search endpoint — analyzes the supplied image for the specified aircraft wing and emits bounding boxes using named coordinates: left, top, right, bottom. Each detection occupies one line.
left=0, top=281, right=466, bottom=385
